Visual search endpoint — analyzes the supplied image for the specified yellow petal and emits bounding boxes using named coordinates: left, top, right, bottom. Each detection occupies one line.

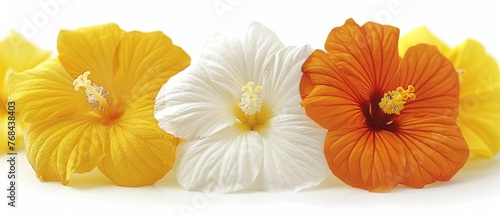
left=112, top=30, right=190, bottom=105
left=57, top=23, right=125, bottom=87
left=98, top=98, right=178, bottom=186
left=1, top=68, right=16, bottom=114
left=25, top=117, right=108, bottom=184
left=449, top=39, right=500, bottom=157
left=98, top=32, right=188, bottom=186
left=449, top=39, right=500, bottom=96
left=1, top=31, right=50, bottom=118
left=8, top=59, right=94, bottom=123
left=0, top=31, right=51, bottom=72
left=398, top=26, right=451, bottom=57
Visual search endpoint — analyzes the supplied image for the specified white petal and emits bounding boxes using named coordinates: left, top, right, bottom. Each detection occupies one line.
left=261, top=45, right=314, bottom=115
left=154, top=65, right=236, bottom=139
left=174, top=126, right=263, bottom=193
left=256, top=113, right=328, bottom=192
left=200, top=21, right=285, bottom=95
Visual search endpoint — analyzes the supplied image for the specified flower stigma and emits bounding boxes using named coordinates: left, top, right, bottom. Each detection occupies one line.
left=73, top=71, right=110, bottom=111
left=237, top=81, right=264, bottom=129
left=239, top=81, right=263, bottom=115
left=378, top=85, right=416, bottom=115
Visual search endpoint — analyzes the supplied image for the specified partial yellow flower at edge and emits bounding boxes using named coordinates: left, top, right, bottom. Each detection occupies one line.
left=399, top=26, right=500, bottom=157
left=8, top=23, right=190, bottom=186
left=1, top=31, right=51, bottom=153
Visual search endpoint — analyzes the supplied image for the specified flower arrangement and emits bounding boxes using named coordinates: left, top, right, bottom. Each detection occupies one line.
left=4, top=18, right=499, bottom=193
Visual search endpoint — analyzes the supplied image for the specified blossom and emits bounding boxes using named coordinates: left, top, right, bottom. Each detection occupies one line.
left=1, top=31, right=50, bottom=153
left=399, top=26, right=500, bottom=157
left=154, top=22, right=328, bottom=193
left=8, top=24, right=190, bottom=186
left=300, top=19, right=469, bottom=191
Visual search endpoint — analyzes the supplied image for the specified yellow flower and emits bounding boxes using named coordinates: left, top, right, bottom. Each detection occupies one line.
left=399, top=26, right=500, bottom=157
left=1, top=31, right=50, bottom=153
left=8, top=24, right=190, bottom=186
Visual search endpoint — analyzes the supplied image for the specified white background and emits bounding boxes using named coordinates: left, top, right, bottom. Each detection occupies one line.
left=1, top=0, right=500, bottom=214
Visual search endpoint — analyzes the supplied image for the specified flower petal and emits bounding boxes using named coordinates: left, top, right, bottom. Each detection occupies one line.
left=325, top=127, right=406, bottom=192
left=97, top=104, right=178, bottom=187
left=448, top=39, right=500, bottom=157
left=0, top=31, right=51, bottom=72
left=57, top=23, right=125, bottom=87
left=1, top=31, right=50, bottom=112
left=398, top=26, right=451, bottom=57
left=261, top=45, right=313, bottom=115
left=155, top=65, right=237, bottom=139
left=301, top=50, right=366, bottom=129
left=393, top=44, right=459, bottom=117
left=256, top=114, right=327, bottom=192
left=24, top=117, right=107, bottom=184
left=325, top=18, right=400, bottom=96
left=174, top=126, right=263, bottom=193
left=396, top=114, right=469, bottom=187
left=8, top=59, right=94, bottom=123
left=113, top=31, right=190, bottom=104
left=199, top=21, right=285, bottom=97
left=460, top=123, right=499, bottom=157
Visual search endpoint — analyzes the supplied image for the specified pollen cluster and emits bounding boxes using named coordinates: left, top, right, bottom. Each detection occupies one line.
left=378, top=85, right=416, bottom=115
left=239, top=81, right=263, bottom=116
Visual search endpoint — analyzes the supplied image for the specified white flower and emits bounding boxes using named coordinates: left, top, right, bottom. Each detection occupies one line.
left=154, top=22, right=328, bottom=193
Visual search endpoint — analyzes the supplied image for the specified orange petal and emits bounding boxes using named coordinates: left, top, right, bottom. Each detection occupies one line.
left=325, top=18, right=400, bottom=95
left=301, top=50, right=366, bottom=129
left=58, top=23, right=125, bottom=87
left=325, top=127, right=406, bottom=192
left=396, top=114, right=469, bottom=187
left=392, top=44, right=459, bottom=118
left=112, top=31, right=190, bottom=105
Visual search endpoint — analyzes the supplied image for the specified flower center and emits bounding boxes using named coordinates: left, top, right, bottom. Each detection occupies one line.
left=239, top=81, right=263, bottom=115
left=73, top=71, right=111, bottom=112
left=235, top=81, right=269, bottom=131
left=378, top=85, right=416, bottom=115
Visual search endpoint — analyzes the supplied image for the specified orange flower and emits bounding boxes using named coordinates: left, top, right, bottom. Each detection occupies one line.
left=300, top=19, right=469, bottom=192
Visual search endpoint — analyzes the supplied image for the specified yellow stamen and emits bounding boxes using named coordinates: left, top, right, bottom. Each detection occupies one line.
left=73, top=71, right=110, bottom=111
left=378, top=85, right=416, bottom=115
left=239, top=81, right=263, bottom=116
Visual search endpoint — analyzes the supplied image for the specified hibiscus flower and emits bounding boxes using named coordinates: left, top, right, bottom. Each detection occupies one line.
left=1, top=31, right=50, bottom=153
left=154, top=22, right=328, bottom=193
left=8, top=24, right=190, bottom=186
left=399, top=26, right=500, bottom=157
left=300, top=19, right=469, bottom=191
